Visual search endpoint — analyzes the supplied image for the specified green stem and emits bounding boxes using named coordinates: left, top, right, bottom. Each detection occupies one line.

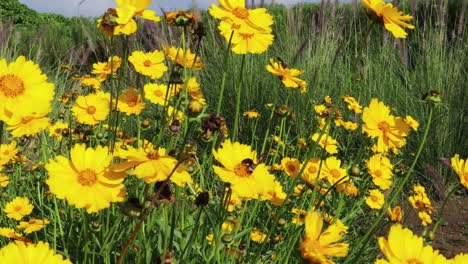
left=0, top=121, right=4, bottom=144
left=345, top=107, right=433, bottom=263
left=216, top=31, right=234, bottom=116
left=232, top=54, right=247, bottom=142
left=181, top=206, right=204, bottom=259
left=136, top=115, right=141, bottom=147
left=431, top=183, right=460, bottom=235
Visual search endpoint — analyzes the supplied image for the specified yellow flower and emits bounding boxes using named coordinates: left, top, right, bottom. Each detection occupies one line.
left=418, top=211, right=432, bottom=226
left=281, top=157, right=301, bottom=178
left=0, top=227, right=23, bottom=240
left=72, top=91, right=110, bottom=125
left=3, top=197, right=34, bottom=220
left=266, top=58, right=307, bottom=92
left=210, top=0, right=274, bottom=54
left=92, top=56, right=122, bottom=79
left=144, top=83, right=174, bottom=106
left=450, top=154, right=468, bottom=189
left=16, top=218, right=50, bottom=234
left=292, top=208, right=307, bottom=225
left=45, top=144, right=126, bottom=213
left=408, top=184, right=433, bottom=214
left=321, top=156, right=348, bottom=185
left=117, top=0, right=160, bottom=21
left=376, top=224, right=448, bottom=263
left=314, top=104, right=329, bottom=117
left=365, top=189, right=385, bottom=209
left=117, top=88, right=146, bottom=115
left=128, top=50, right=168, bottom=79
left=0, top=56, right=54, bottom=113
left=212, top=140, right=277, bottom=199
left=338, top=120, right=359, bottom=131
left=0, top=241, right=72, bottom=264
left=47, top=121, right=68, bottom=141
left=251, top=229, right=268, bottom=243
left=300, top=209, right=349, bottom=263
left=361, top=0, right=415, bottom=39
left=0, top=174, right=9, bottom=187
left=273, top=135, right=285, bottom=146
left=362, top=99, right=410, bottom=154
left=115, top=143, right=192, bottom=186
left=342, top=95, right=363, bottom=113
left=451, top=253, right=468, bottom=264
left=243, top=110, right=260, bottom=119
left=187, top=97, right=205, bottom=113
left=209, top=0, right=273, bottom=32
left=404, top=115, right=419, bottom=131
left=336, top=180, right=359, bottom=197
left=163, top=46, right=205, bottom=70
left=367, top=154, right=393, bottom=190
left=167, top=106, right=184, bottom=122
left=311, top=132, right=339, bottom=154
left=387, top=206, right=402, bottom=222
left=261, top=180, right=286, bottom=206
left=0, top=141, right=18, bottom=170
left=72, top=74, right=104, bottom=90
left=302, top=158, right=323, bottom=185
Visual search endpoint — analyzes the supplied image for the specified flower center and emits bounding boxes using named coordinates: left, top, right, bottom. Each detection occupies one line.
left=374, top=170, right=382, bottom=178
left=330, top=169, right=341, bottom=178
left=371, top=195, right=379, bottom=202
left=308, top=166, right=317, bottom=174
left=406, top=259, right=423, bottom=264
left=233, top=162, right=252, bottom=178
left=20, top=116, right=33, bottom=124
left=87, top=106, right=97, bottom=115
left=13, top=206, right=23, bottom=212
left=286, top=163, right=298, bottom=174
left=147, top=151, right=160, bottom=160
left=378, top=121, right=391, bottom=133
left=0, top=74, right=25, bottom=98
left=78, top=169, right=97, bottom=186
left=143, top=60, right=152, bottom=67
left=233, top=7, right=249, bottom=19
left=154, top=90, right=164, bottom=97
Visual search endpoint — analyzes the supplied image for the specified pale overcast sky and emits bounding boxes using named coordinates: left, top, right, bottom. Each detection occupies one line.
left=18, top=0, right=336, bottom=17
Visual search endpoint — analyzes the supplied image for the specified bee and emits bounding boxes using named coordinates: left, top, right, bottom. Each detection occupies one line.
left=241, top=155, right=266, bottom=173
left=276, top=57, right=289, bottom=68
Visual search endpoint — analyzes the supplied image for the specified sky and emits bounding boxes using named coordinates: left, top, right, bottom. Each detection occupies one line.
left=18, top=0, right=336, bottom=18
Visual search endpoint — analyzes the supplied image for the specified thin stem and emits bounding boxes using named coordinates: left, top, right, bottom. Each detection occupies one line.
left=216, top=31, right=234, bottom=116
left=345, top=107, right=433, bottom=263
left=0, top=121, right=4, bottom=144
left=181, top=206, right=204, bottom=259
left=431, top=183, right=460, bottom=235
left=232, top=54, right=247, bottom=142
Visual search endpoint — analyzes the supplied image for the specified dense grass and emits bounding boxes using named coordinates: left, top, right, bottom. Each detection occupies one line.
left=0, top=1, right=467, bottom=263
